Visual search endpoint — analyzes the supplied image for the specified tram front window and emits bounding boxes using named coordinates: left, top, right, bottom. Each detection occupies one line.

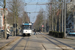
left=23, top=25, right=31, bottom=29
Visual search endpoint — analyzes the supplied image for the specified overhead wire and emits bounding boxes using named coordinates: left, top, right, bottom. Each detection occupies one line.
left=33, top=0, right=38, bottom=23
left=27, top=0, right=32, bottom=3
left=25, top=0, right=31, bottom=22
left=35, top=0, right=38, bottom=12
left=24, top=0, right=48, bottom=22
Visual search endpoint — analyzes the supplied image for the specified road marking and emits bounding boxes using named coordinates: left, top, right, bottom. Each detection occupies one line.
left=24, top=37, right=30, bottom=50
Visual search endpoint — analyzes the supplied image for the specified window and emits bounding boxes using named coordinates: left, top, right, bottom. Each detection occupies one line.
left=22, top=25, right=31, bottom=29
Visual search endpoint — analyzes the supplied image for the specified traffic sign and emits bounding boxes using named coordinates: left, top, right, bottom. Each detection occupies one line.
left=42, top=25, right=44, bottom=27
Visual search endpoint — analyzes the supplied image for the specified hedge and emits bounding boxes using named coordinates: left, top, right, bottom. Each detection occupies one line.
left=49, top=31, right=64, bottom=38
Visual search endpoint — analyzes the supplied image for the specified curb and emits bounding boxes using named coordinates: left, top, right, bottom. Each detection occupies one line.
left=0, top=37, right=20, bottom=50
left=66, top=38, right=75, bottom=40
left=43, top=32, right=75, bottom=40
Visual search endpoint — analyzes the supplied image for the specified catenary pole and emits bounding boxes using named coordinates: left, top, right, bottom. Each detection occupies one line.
left=64, top=0, right=66, bottom=38
left=62, top=0, right=63, bottom=32
left=4, top=0, right=6, bottom=38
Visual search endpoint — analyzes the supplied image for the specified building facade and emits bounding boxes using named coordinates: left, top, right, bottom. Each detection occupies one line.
left=66, top=0, right=75, bottom=29
left=0, top=8, right=8, bottom=30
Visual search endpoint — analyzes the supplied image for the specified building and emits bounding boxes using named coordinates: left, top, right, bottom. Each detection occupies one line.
left=71, top=0, right=75, bottom=5
left=67, top=0, right=75, bottom=11
left=66, top=0, right=75, bottom=29
left=66, top=14, right=73, bottom=28
left=67, top=0, right=75, bottom=12
left=0, top=8, right=8, bottom=30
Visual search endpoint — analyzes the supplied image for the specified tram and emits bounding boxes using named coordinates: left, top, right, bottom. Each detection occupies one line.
left=21, top=23, right=32, bottom=36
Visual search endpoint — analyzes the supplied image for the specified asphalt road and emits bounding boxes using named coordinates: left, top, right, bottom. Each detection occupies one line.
left=2, top=32, right=75, bottom=50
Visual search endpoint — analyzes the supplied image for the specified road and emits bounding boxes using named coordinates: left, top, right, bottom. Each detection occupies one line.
left=2, top=32, right=75, bottom=50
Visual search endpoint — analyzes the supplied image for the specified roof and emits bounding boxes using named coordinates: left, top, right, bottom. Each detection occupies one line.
left=0, top=8, right=7, bottom=10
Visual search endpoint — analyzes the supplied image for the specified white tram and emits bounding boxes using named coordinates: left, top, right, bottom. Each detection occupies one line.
left=21, top=23, right=32, bottom=36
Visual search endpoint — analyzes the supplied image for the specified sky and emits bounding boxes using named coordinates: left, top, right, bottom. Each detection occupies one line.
left=0, top=0, right=71, bottom=23
left=23, top=0, right=71, bottom=23
left=0, top=0, right=49, bottom=23
left=0, top=0, right=71, bottom=22
left=0, top=0, right=4, bottom=8
left=23, top=0, right=49, bottom=23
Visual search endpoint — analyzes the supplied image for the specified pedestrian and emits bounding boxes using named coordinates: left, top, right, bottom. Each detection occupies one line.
left=19, top=28, right=21, bottom=33
left=6, top=28, right=10, bottom=39
left=34, top=29, right=36, bottom=35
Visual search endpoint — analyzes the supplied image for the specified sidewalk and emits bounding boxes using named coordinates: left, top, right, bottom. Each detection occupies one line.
left=42, top=32, right=75, bottom=40
left=0, top=36, right=20, bottom=50
left=66, top=36, right=75, bottom=40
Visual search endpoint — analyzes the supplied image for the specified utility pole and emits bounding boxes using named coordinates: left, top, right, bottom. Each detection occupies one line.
left=49, top=4, right=51, bottom=31
left=54, top=1, right=56, bottom=31
left=62, top=0, right=63, bottom=32
left=28, top=14, right=30, bottom=22
left=15, top=0, right=19, bottom=36
left=50, top=3, right=52, bottom=31
left=64, top=0, right=66, bottom=38
left=51, top=0, right=53, bottom=31
left=15, top=0, right=17, bottom=36
left=3, top=0, right=7, bottom=39
left=72, top=0, right=75, bottom=34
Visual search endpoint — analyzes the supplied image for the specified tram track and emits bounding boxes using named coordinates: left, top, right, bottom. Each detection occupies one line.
left=42, top=44, right=47, bottom=50
left=41, top=34, right=74, bottom=50
left=6, top=36, right=30, bottom=50
left=2, top=32, right=74, bottom=50
left=35, top=33, right=46, bottom=50
left=24, top=36, right=30, bottom=50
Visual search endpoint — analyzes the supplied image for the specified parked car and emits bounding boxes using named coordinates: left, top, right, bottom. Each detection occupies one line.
left=66, top=28, right=71, bottom=34
left=0, top=30, right=4, bottom=32
left=68, top=30, right=75, bottom=36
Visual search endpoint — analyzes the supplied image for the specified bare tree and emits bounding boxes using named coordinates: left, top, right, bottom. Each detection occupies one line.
left=46, top=0, right=52, bottom=31
left=7, top=0, right=24, bottom=26
left=58, top=0, right=62, bottom=32
left=33, top=9, right=44, bottom=30
left=7, top=0, right=24, bottom=35
left=53, top=0, right=58, bottom=31
left=6, top=12, right=13, bottom=25
left=22, top=12, right=30, bottom=23
left=47, top=0, right=63, bottom=32
left=18, top=17, right=22, bottom=26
